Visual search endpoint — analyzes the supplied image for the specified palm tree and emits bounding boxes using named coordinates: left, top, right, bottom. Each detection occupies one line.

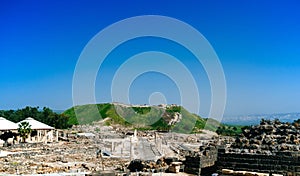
left=18, top=122, right=32, bottom=143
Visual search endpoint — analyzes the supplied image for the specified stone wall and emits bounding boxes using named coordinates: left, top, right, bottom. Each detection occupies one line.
left=217, top=148, right=300, bottom=176
left=184, top=146, right=218, bottom=175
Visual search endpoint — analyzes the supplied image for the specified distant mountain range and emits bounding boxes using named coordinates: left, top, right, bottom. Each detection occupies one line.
left=222, top=113, right=300, bottom=125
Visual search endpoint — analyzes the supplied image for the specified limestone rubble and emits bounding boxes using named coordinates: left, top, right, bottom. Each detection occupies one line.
left=0, top=122, right=218, bottom=175
left=231, top=119, right=300, bottom=154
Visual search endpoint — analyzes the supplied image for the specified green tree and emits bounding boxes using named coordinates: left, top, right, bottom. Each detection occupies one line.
left=18, top=122, right=32, bottom=143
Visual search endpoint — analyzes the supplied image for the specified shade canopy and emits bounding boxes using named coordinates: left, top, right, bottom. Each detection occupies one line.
left=0, top=117, right=19, bottom=131
left=18, top=117, right=54, bottom=130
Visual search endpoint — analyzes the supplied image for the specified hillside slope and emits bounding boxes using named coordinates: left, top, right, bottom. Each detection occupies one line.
left=63, top=103, right=239, bottom=134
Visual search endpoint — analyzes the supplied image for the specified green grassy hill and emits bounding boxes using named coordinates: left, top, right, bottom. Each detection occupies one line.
left=63, top=103, right=242, bottom=134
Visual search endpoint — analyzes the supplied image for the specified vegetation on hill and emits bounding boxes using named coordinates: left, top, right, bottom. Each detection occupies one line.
left=63, top=103, right=129, bottom=126
left=216, top=124, right=243, bottom=136
left=62, top=103, right=242, bottom=135
left=0, top=106, right=71, bottom=129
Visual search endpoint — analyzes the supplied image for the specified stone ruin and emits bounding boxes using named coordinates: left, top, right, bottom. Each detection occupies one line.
left=184, top=145, right=218, bottom=176
left=127, top=158, right=168, bottom=173
left=126, top=144, right=218, bottom=176
left=4, top=117, right=300, bottom=176
left=231, top=119, right=300, bottom=153
left=218, top=119, right=300, bottom=175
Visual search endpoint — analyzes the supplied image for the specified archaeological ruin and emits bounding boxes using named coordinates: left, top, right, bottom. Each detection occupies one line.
left=1, top=118, right=300, bottom=175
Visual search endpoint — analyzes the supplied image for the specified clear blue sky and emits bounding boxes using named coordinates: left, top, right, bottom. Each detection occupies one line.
left=1, top=0, right=300, bottom=116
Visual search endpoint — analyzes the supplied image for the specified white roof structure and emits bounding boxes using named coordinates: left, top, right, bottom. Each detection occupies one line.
left=18, top=117, right=54, bottom=130
left=0, top=117, right=19, bottom=131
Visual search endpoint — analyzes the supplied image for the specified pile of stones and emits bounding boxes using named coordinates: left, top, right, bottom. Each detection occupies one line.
left=127, top=158, right=168, bottom=172
left=0, top=137, right=128, bottom=174
left=231, top=119, right=300, bottom=153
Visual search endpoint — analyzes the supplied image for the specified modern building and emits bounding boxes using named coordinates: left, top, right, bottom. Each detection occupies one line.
left=0, top=117, right=58, bottom=145
left=17, top=117, right=58, bottom=143
left=0, top=117, right=18, bottom=131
